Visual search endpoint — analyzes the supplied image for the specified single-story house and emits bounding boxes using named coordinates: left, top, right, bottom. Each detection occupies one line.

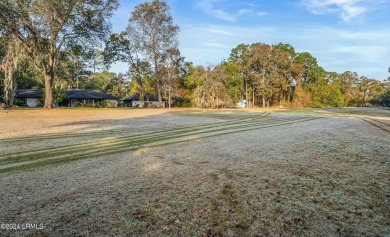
left=65, top=89, right=119, bottom=107
left=16, top=89, right=42, bottom=107
left=121, top=93, right=166, bottom=107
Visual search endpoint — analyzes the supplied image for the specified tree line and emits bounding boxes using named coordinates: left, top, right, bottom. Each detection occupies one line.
left=1, top=0, right=389, bottom=108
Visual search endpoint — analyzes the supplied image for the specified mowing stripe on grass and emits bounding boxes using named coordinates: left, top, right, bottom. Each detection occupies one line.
left=358, top=117, right=390, bottom=133
left=365, top=117, right=390, bottom=127
left=0, top=114, right=312, bottom=163
left=0, top=112, right=268, bottom=143
left=0, top=115, right=316, bottom=165
left=0, top=115, right=324, bottom=173
left=0, top=113, right=270, bottom=158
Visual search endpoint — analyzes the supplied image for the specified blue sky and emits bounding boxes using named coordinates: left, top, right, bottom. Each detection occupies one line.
left=110, top=0, right=390, bottom=80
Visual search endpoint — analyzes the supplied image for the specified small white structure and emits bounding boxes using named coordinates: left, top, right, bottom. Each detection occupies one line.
left=16, top=89, right=42, bottom=107
left=236, top=99, right=247, bottom=108
left=26, top=98, right=39, bottom=107
left=121, top=93, right=166, bottom=108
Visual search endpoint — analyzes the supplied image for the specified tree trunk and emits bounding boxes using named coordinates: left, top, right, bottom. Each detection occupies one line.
left=8, top=77, right=15, bottom=106
left=279, top=86, right=287, bottom=106
left=152, top=40, right=162, bottom=108
left=140, top=90, right=145, bottom=107
left=279, top=87, right=283, bottom=106
left=43, top=52, right=55, bottom=108
left=245, top=78, right=248, bottom=107
left=44, top=73, right=53, bottom=108
left=4, top=66, right=15, bottom=106
left=168, top=88, right=171, bottom=108
left=362, top=91, right=366, bottom=105
left=262, top=96, right=265, bottom=108
left=252, top=86, right=255, bottom=107
left=156, top=81, right=162, bottom=107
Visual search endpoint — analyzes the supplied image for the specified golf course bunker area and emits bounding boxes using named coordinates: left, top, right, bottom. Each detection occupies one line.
left=0, top=108, right=389, bottom=236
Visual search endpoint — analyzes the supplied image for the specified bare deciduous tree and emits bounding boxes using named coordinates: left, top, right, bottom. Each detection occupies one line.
left=160, top=47, right=183, bottom=108
left=127, top=0, right=179, bottom=107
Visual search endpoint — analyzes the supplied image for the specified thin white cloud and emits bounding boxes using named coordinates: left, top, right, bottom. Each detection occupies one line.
left=257, top=12, right=268, bottom=16
left=338, top=31, right=388, bottom=40
left=197, top=0, right=253, bottom=21
left=301, top=0, right=368, bottom=21
left=207, top=28, right=235, bottom=36
left=201, top=42, right=232, bottom=49
left=242, top=2, right=258, bottom=7
left=238, top=9, right=252, bottom=15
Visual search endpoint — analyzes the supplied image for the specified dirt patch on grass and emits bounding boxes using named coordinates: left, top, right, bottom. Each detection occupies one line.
left=0, top=108, right=389, bottom=236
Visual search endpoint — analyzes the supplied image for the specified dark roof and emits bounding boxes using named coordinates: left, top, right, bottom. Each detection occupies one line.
left=65, top=89, right=119, bottom=100
left=121, top=93, right=166, bottom=101
left=16, top=89, right=42, bottom=98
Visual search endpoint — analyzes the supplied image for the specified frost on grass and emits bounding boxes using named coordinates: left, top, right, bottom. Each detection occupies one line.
left=0, top=108, right=389, bottom=236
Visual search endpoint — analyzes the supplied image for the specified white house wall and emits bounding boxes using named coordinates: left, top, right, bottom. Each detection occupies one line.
left=132, top=101, right=142, bottom=107
left=26, top=98, right=38, bottom=107
left=131, top=100, right=165, bottom=108
left=151, top=101, right=165, bottom=108
left=105, top=100, right=118, bottom=108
